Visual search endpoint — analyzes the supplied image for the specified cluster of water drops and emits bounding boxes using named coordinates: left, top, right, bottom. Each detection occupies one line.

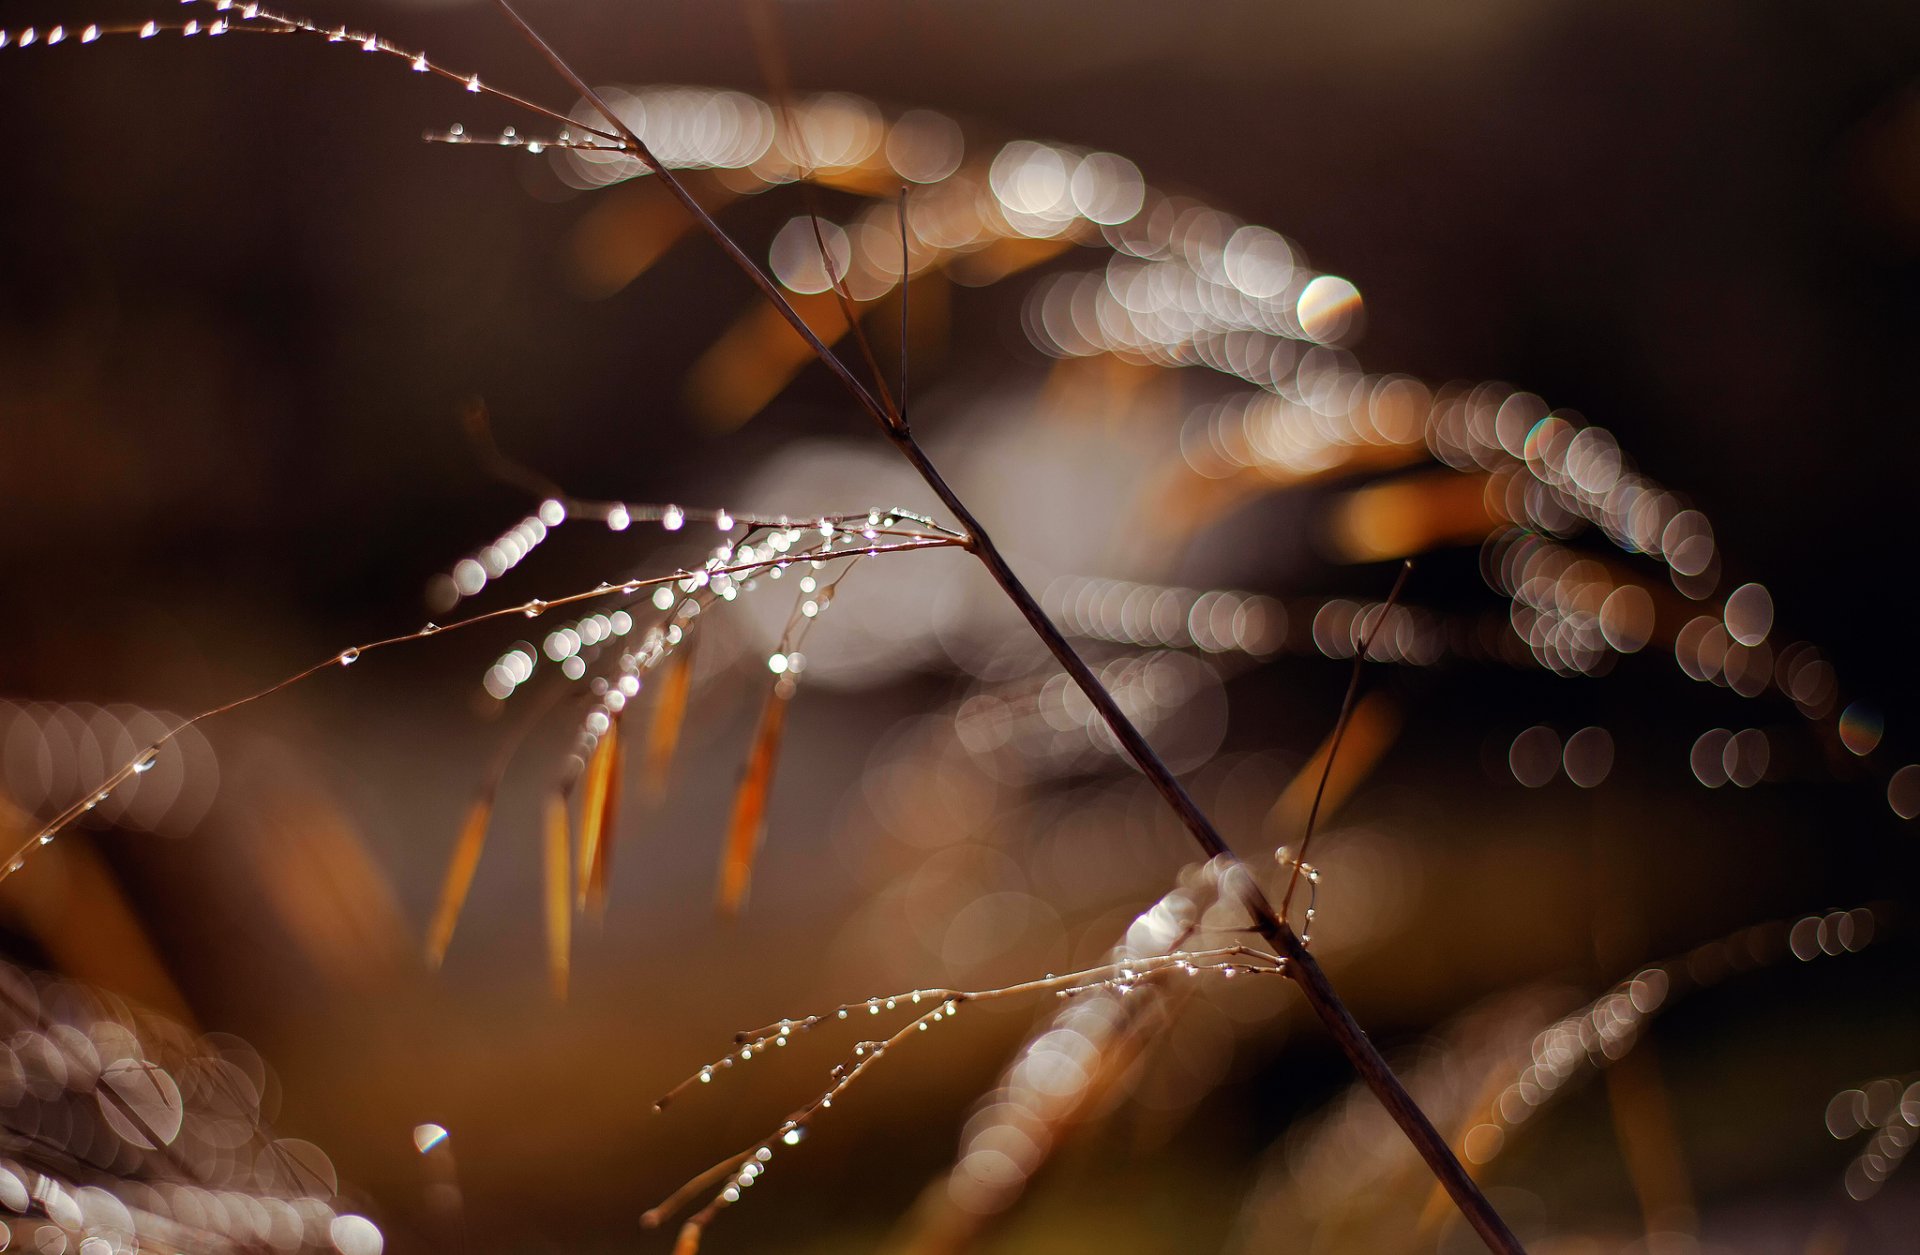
left=466, top=502, right=957, bottom=708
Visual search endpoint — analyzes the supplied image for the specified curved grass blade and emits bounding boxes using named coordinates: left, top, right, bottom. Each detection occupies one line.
left=543, top=791, right=572, bottom=1001
left=717, top=687, right=791, bottom=917
left=424, top=787, right=495, bottom=970
left=647, top=641, right=696, bottom=800
left=577, top=716, right=625, bottom=916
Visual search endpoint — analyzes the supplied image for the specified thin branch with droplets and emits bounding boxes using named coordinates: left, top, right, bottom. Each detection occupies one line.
left=0, top=523, right=962, bottom=883
left=642, top=945, right=1285, bottom=1244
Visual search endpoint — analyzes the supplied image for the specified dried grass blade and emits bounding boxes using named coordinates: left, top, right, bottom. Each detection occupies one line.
left=576, top=717, right=624, bottom=916
left=424, top=788, right=495, bottom=970
left=542, top=792, right=571, bottom=1001
left=646, top=643, right=695, bottom=800
left=717, top=688, right=791, bottom=918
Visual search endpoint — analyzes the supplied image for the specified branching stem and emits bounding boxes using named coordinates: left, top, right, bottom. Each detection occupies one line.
left=490, top=4, right=1523, bottom=1249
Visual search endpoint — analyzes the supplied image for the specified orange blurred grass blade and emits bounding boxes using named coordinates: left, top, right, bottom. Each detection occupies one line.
left=425, top=787, right=495, bottom=971
left=543, top=791, right=572, bottom=1001
left=1266, top=690, right=1403, bottom=855
left=577, top=716, right=625, bottom=917
left=646, top=642, right=696, bottom=800
left=717, top=687, right=792, bottom=917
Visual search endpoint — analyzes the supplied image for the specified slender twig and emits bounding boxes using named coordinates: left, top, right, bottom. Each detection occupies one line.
left=898, top=187, right=912, bottom=421
left=486, top=7, right=1521, bottom=1247
left=653, top=945, right=1281, bottom=1111
left=645, top=945, right=1284, bottom=1238
left=1281, top=558, right=1412, bottom=923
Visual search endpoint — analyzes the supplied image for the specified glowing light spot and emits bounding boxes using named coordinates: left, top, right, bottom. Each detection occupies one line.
left=1069, top=151, right=1146, bottom=225
left=1297, top=275, right=1362, bottom=342
left=1838, top=702, right=1883, bottom=756
left=1509, top=725, right=1561, bottom=788
left=412, top=1123, right=449, bottom=1153
left=1724, top=728, right=1768, bottom=788
left=1690, top=729, right=1731, bottom=788
left=329, top=1215, right=384, bottom=1255
left=1889, top=765, right=1920, bottom=820
left=990, top=140, right=1073, bottom=219
left=1463, top=1123, right=1505, bottom=1164
left=769, top=217, right=852, bottom=295
left=1599, top=584, right=1655, bottom=653
left=1562, top=726, right=1614, bottom=788
left=885, top=108, right=964, bottom=183
left=1723, top=582, right=1774, bottom=646
left=452, top=559, right=486, bottom=597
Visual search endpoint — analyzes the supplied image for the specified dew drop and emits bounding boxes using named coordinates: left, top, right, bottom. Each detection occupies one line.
left=716, top=511, right=735, bottom=531
left=466, top=74, right=482, bottom=92
left=523, top=599, right=547, bottom=618
left=662, top=505, right=685, bottom=531
left=411, top=53, right=426, bottom=71
left=782, top=1127, right=803, bottom=1146
left=338, top=648, right=361, bottom=666
left=133, top=748, right=160, bottom=774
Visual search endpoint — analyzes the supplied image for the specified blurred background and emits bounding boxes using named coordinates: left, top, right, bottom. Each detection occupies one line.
left=1, top=0, right=1919, bottom=1252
